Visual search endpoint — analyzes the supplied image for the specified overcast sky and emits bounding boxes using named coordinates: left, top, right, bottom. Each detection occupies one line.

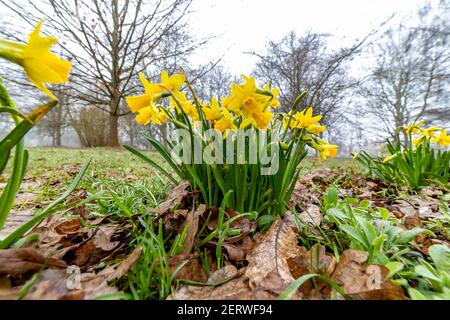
left=188, top=0, right=431, bottom=75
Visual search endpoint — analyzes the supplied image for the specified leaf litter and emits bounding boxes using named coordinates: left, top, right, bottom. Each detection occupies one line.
left=1, top=168, right=449, bottom=300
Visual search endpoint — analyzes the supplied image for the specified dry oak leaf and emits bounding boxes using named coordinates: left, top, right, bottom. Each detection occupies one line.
left=330, top=250, right=407, bottom=300
left=169, top=254, right=211, bottom=283
left=54, top=219, right=82, bottom=235
left=244, top=214, right=304, bottom=289
left=181, top=204, right=206, bottom=258
left=223, top=236, right=255, bottom=262
left=0, top=248, right=67, bottom=276
left=155, top=180, right=191, bottom=215
left=81, top=245, right=143, bottom=300
left=26, top=269, right=84, bottom=300
left=298, top=205, right=323, bottom=227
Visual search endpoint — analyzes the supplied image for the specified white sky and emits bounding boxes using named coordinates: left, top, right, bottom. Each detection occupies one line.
left=188, top=0, right=429, bottom=75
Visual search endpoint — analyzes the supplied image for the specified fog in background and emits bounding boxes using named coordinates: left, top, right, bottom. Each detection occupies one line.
left=0, top=0, right=449, bottom=156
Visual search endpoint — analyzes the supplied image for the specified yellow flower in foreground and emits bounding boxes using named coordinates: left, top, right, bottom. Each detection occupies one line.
left=202, top=97, right=222, bottom=121
left=240, top=109, right=273, bottom=130
left=319, top=143, right=338, bottom=160
left=420, top=127, right=442, bottom=138
left=157, top=70, right=185, bottom=92
left=0, top=20, right=71, bottom=99
left=135, top=105, right=167, bottom=126
left=126, top=73, right=156, bottom=112
left=306, top=124, right=327, bottom=134
left=263, top=83, right=280, bottom=108
left=214, top=109, right=237, bottom=136
left=126, top=72, right=166, bottom=126
left=413, top=137, right=424, bottom=146
left=293, top=107, right=322, bottom=129
left=229, top=76, right=262, bottom=114
left=403, top=120, right=425, bottom=135
left=170, top=90, right=198, bottom=120
left=432, top=130, right=450, bottom=147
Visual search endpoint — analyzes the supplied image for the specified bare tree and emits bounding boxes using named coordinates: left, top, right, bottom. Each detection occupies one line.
left=360, top=2, right=450, bottom=140
left=1, top=0, right=205, bottom=146
left=194, top=65, right=235, bottom=102
left=250, top=31, right=365, bottom=129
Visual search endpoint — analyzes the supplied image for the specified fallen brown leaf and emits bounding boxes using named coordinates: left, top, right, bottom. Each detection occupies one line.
left=330, top=250, right=407, bottom=300
left=181, top=204, right=206, bottom=258
left=0, top=248, right=67, bottom=276
left=169, top=254, right=210, bottom=283
left=54, top=219, right=82, bottom=235
left=26, top=269, right=84, bottom=300
left=298, top=205, right=323, bottom=227
left=244, top=214, right=303, bottom=290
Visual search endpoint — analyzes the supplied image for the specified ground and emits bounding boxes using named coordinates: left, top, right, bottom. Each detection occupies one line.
left=0, top=147, right=449, bottom=300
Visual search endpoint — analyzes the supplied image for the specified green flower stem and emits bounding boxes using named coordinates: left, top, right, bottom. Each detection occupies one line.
left=0, top=79, right=25, bottom=230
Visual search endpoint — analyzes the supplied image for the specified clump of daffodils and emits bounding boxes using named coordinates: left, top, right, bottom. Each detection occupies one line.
left=403, top=121, right=450, bottom=149
left=126, top=71, right=337, bottom=160
left=354, top=119, right=449, bottom=190
left=381, top=121, right=449, bottom=164
left=125, top=70, right=337, bottom=216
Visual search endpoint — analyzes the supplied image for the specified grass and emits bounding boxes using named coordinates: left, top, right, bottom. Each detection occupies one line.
left=1, top=147, right=169, bottom=209
left=2, top=147, right=358, bottom=209
left=21, top=147, right=166, bottom=180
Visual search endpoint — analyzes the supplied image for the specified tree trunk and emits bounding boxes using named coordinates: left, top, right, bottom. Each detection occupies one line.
left=108, top=113, right=120, bottom=147
left=55, top=122, right=62, bottom=147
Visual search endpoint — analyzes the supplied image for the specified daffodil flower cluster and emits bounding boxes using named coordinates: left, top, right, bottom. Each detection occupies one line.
left=126, top=71, right=338, bottom=160
left=125, top=71, right=338, bottom=217
left=355, top=119, right=449, bottom=190
left=403, top=121, right=450, bottom=149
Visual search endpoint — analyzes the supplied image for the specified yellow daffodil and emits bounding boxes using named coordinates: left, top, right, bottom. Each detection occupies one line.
left=228, top=76, right=276, bottom=130
left=229, top=76, right=262, bottom=114
left=263, top=83, right=280, bottom=108
left=135, top=105, right=167, bottom=125
left=431, top=130, right=450, bottom=147
left=293, top=107, right=322, bottom=129
left=382, top=153, right=399, bottom=164
left=157, top=70, right=185, bottom=92
left=126, top=73, right=157, bottom=112
left=319, top=143, right=338, bottom=160
left=126, top=73, right=166, bottom=125
left=420, top=127, right=442, bottom=138
left=202, top=97, right=222, bottom=121
left=240, top=108, right=274, bottom=130
left=412, top=137, right=423, bottom=146
left=214, top=109, right=237, bottom=136
left=306, top=124, right=327, bottom=134
left=170, top=90, right=198, bottom=120
left=0, top=20, right=71, bottom=99
left=307, top=139, right=338, bottom=160
left=403, top=120, right=425, bottom=135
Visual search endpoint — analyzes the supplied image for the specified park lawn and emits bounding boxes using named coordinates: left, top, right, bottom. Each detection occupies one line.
left=1, top=147, right=358, bottom=211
